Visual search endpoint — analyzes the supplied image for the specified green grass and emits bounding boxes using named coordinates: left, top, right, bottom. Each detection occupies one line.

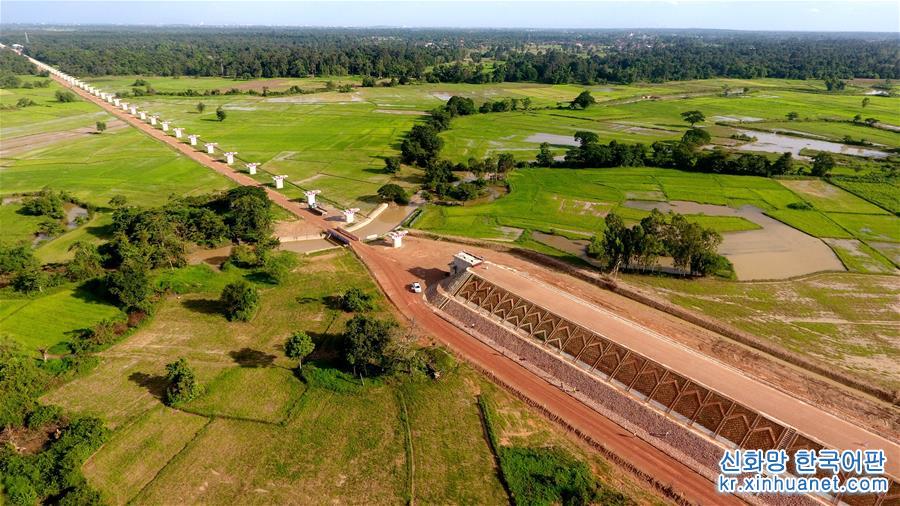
left=829, top=178, right=900, bottom=214
left=0, top=202, right=45, bottom=246
left=1, top=126, right=234, bottom=208
left=825, top=239, right=897, bottom=274
left=779, top=179, right=890, bottom=215
left=417, top=167, right=797, bottom=238
left=0, top=283, right=124, bottom=352
left=827, top=213, right=900, bottom=242
left=82, top=406, right=210, bottom=505
left=184, top=366, right=305, bottom=423
left=766, top=209, right=853, bottom=238
left=0, top=76, right=113, bottom=138
left=439, top=83, right=900, bottom=162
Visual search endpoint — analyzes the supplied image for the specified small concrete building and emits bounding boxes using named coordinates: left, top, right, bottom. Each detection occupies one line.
left=386, top=230, right=408, bottom=248
left=161, top=121, right=170, bottom=132
left=205, top=143, right=217, bottom=154
left=139, top=111, right=147, bottom=121
left=188, top=135, right=199, bottom=146
left=224, top=152, right=237, bottom=164
left=342, top=208, right=360, bottom=224
left=173, top=128, right=184, bottom=139
left=246, top=163, right=259, bottom=175
left=304, top=190, right=321, bottom=208
left=272, top=175, right=288, bottom=189
left=449, top=251, right=483, bottom=275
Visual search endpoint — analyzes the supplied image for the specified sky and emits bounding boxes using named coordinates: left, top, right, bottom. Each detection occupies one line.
left=1, top=1, right=898, bottom=32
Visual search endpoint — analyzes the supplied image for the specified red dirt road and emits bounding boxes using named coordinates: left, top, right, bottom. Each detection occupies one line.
left=52, top=71, right=745, bottom=504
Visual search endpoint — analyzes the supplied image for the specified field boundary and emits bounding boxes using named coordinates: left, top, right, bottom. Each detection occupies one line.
left=395, top=390, right=415, bottom=505
left=406, top=229, right=897, bottom=405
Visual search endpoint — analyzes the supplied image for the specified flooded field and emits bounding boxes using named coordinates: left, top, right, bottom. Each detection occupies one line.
left=623, top=200, right=845, bottom=280
left=524, top=133, right=581, bottom=146
left=735, top=130, right=889, bottom=158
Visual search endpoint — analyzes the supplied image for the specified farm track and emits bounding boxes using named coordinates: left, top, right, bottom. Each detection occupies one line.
left=51, top=71, right=899, bottom=504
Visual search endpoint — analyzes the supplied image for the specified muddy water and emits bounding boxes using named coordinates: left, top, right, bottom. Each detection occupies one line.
left=623, top=201, right=845, bottom=280
left=524, top=133, right=580, bottom=146
left=65, top=204, right=88, bottom=230
left=351, top=204, right=417, bottom=239
left=735, top=130, right=889, bottom=159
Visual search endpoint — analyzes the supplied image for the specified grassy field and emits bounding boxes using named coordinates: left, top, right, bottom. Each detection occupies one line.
left=0, top=282, right=124, bottom=352
left=439, top=82, right=900, bottom=162
left=0, top=75, right=114, bottom=138
left=415, top=167, right=899, bottom=272
left=40, top=250, right=647, bottom=505
left=626, top=271, right=900, bottom=391
left=417, top=167, right=799, bottom=237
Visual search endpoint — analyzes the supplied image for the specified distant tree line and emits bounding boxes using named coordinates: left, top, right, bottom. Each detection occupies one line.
left=4, top=28, right=897, bottom=82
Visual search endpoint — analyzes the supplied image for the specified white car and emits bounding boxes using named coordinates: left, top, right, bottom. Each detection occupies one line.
left=410, top=282, right=423, bottom=293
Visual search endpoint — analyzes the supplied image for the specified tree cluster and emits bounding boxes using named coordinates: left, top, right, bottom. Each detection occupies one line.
left=589, top=210, right=730, bottom=277
left=9, top=28, right=898, bottom=84
left=0, top=341, right=108, bottom=506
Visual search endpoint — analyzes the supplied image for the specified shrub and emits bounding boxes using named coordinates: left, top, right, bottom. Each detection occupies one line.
left=25, top=404, right=62, bottom=429
left=787, top=201, right=813, bottom=210
left=259, top=251, right=296, bottom=284
left=377, top=183, right=410, bottom=204
left=220, top=280, right=259, bottom=321
left=164, top=358, right=201, bottom=406
left=21, top=190, right=64, bottom=219
left=500, top=446, right=603, bottom=506
left=15, top=97, right=35, bottom=108
left=54, top=90, right=77, bottom=102
left=339, top=287, right=374, bottom=312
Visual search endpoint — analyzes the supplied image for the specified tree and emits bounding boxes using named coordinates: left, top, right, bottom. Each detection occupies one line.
left=340, top=287, right=374, bottom=312
left=377, top=183, right=410, bottom=205
left=164, top=358, right=201, bottom=406
left=285, top=331, right=315, bottom=369
left=12, top=267, right=47, bottom=294
left=786, top=111, right=799, bottom=121
left=861, top=97, right=870, bottom=108
left=771, top=152, right=794, bottom=175
left=220, top=281, right=259, bottom=321
left=810, top=152, right=836, bottom=177
left=362, top=76, right=376, bottom=87
left=341, top=314, right=399, bottom=377
left=522, top=97, right=532, bottom=110
left=261, top=251, right=296, bottom=284
left=196, top=101, right=206, bottom=113
left=106, top=258, right=153, bottom=312
left=384, top=156, right=401, bottom=174
left=0, top=244, right=37, bottom=275
left=55, top=90, right=77, bottom=102
left=573, top=131, right=599, bottom=147
left=226, top=186, right=273, bottom=243
left=852, top=114, right=862, bottom=123
left=215, top=106, right=227, bottom=121
left=67, top=241, right=104, bottom=281
left=16, top=97, right=35, bottom=107
left=109, top=195, right=128, bottom=209
left=681, top=128, right=711, bottom=147
left=536, top=142, right=554, bottom=166
left=496, top=153, right=516, bottom=176
left=571, top=90, right=595, bottom=109
left=680, top=110, right=705, bottom=127
left=95, top=121, right=107, bottom=134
